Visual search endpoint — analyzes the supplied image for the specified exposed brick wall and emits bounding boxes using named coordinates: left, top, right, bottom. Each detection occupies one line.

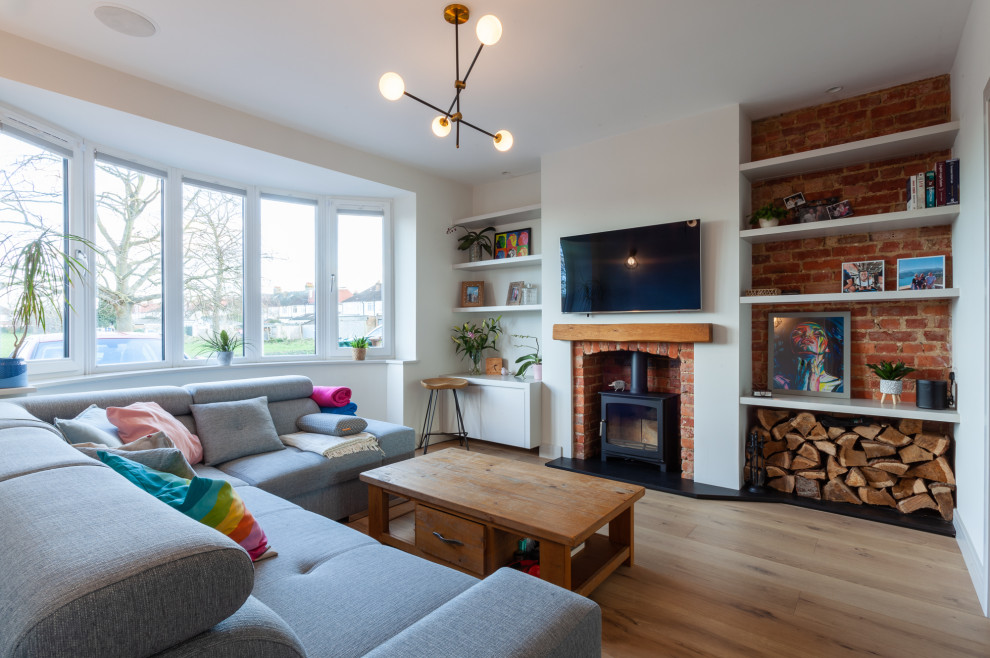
left=572, top=341, right=694, bottom=478
left=751, top=75, right=950, bottom=162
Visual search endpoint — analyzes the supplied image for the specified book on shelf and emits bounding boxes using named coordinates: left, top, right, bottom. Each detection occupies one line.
left=935, top=161, right=947, bottom=206
left=925, top=170, right=936, bottom=208
left=946, top=158, right=960, bottom=205
left=915, top=174, right=926, bottom=210
left=906, top=174, right=916, bottom=210
left=904, top=159, right=958, bottom=210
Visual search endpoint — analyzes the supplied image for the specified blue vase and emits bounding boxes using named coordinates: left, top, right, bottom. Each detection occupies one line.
left=0, top=358, right=28, bottom=388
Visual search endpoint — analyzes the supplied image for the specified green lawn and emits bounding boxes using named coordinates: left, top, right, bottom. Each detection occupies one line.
left=0, top=332, right=14, bottom=358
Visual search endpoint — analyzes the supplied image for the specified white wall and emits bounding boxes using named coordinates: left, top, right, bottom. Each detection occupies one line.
left=949, top=0, right=990, bottom=615
left=472, top=172, right=541, bottom=215
left=539, top=105, right=746, bottom=487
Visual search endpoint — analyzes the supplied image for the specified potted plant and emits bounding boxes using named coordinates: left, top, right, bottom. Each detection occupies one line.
left=348, top=336, right=371, bottom=361
left=451, top=316, right=502, bottom=374
left=749, top=202, right=788, bottom=229
left=866, top=360, right=916, bottom=404
left=197, top=329, right=245, bottom=366
left=447, top=225, right=496, bottom=262
left=512, top=334, right=542, bottom=381
left=1, top=226, right=92, bottom=388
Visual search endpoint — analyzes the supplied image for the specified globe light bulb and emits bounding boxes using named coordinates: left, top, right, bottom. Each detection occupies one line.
left=431, top=115, right=452, bottom=137
left=476, top=15, right=502, bottom=45
left=493, top=129, right=513, bottom=152
left=378, top=72, right=405, bottom=101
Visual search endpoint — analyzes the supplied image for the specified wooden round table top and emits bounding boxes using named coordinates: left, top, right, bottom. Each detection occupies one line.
left=421, top=377, right=469, bottom=390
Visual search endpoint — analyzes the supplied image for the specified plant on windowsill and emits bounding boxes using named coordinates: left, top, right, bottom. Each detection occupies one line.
left=451, top=316, right=502, bottom=374
left=1, top=224, right=94, bottom=387
left=446, top=225, right=496, bottom=262
left=748, top=202, right=788, bottom=229
left=511, top=334, right=542, bottom=381
left=198, top=329, right=246, bottom=366
left=866, top=360, right=916, bottom=404
left=347, top=336, right=371, bottom=361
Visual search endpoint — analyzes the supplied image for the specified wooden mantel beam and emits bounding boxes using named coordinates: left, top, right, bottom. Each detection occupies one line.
left=552, top=323, right=713, bottom=343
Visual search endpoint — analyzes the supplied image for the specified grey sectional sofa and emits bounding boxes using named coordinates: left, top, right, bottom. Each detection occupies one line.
left=0, top=375, right=602, bottom=657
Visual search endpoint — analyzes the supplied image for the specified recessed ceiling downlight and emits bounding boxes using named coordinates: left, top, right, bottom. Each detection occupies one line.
left=94, top=5, right=158, bottom=37
left=826, top=85, right=844, bottom=94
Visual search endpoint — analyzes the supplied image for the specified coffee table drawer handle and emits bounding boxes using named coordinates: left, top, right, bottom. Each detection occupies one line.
left=432, top=531, right=464, bottom=546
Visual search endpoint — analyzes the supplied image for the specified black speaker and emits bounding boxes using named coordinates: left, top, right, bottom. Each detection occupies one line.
left=931, top=380, right=948, bottom=410
left=916, top=380, right=948, bottom=410
left=916, top=380, right=934, bottom=409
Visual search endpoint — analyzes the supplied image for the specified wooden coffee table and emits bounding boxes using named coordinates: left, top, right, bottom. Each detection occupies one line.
left=360, top=450, right=645, bottom=596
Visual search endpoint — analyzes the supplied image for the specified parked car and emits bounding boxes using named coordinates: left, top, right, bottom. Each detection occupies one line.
left=338, top=324, right=383, bottom=347
left=13, top=333, right=166, bottom=365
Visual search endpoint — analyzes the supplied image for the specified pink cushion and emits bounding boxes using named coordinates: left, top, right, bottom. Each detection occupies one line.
left=107, top=401, right=204, bottom=465
left=311, top=385, right=351, bottom=407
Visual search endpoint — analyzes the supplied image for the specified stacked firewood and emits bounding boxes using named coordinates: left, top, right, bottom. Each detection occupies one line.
left=748, top=409, right=955, bottom=521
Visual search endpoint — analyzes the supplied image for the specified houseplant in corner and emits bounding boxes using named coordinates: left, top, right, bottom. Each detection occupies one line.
left=447, top=225, right=496, bottom=262
left=198, top=329, right=246, bottom=366
left=512, top=334, right=542, bottom=381
left=866, top=360, right=916, bottom=405
left=451, top=316, right=502, bottom=374
left=348, top=336, right=371, bottom=361
left=749, top=202, right=788, bottom=229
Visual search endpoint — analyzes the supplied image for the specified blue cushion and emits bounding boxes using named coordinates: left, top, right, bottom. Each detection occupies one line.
left=320, top=402, right=357, bottom=416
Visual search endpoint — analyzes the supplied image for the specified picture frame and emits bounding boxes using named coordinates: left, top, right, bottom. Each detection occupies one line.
left=841, top=260, right=884, bottom=293
left=783, top=192, right=806, bottom=209
left=896, top=255, right=946, bottom=291
left=493, top=228, right=531, bottom=259
left=769, top=311, right=851, bottom=399
left=794, top=196, right=839, bottom=224
left=505, top=280, right=524, bottom=306
left=460, top=281, right=484, bottom=307
left=827, top=200, right=854, bottom=219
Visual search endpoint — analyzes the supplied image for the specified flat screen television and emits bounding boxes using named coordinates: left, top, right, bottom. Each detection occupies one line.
left=560, top=219, right=701, bottom=313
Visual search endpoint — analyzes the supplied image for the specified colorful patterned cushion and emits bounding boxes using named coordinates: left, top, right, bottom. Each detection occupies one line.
left=98, top=451, right=271, bottom=561
left=107, top=401, right=203, bottom=464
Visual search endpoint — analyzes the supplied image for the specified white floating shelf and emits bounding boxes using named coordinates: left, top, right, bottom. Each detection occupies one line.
left=739, top=122, right=959, bottom=182
left=452, top=204, right=542, bottom=230
left=453, top=305, right=543, bottom=313
left=740, top=395, right=959, bottom=423
left=740, top=288, right=959, bottom=305
left=740, top=207, right=958, bottom=244
left=452, top=254, right=542, bottom=271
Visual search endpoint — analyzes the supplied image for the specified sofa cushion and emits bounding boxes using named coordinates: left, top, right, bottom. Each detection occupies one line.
left=268, top=398, right=321, bottom=435
left=191, top=396, right=285, bottom=466
left=217, top=445, right=383, bottom=499
left=184, top=375, right=313, bottom=405
left=361, top=418, right=416, bottom=460
left=54, top=404, right=123, bottom=446
left=10, top=386, right=192, bottom=424
left=192, top=464, right=248, bottom=487
left=297, top=412, right=367, bottom=436
left=0, top=465, right=253, bottom=658
left=0, top=428, right=103, bottom=483
left=74, top=444, right=197, bottom=480
left=108, top=401, right=204, bottom=465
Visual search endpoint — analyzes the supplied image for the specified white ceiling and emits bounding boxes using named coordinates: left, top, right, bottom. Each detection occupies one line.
left=0, top=0, right=974, bottom=186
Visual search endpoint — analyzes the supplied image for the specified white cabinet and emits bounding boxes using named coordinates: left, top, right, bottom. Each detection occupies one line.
left=438, top=374, right=541, bottom=449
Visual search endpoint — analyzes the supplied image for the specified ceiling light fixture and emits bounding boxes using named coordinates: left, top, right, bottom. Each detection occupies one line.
left=94, top=5, right=158, bottom=37
left=379, top=4, right=512, bottom=152
left=826, top=86, right=844, bottom=94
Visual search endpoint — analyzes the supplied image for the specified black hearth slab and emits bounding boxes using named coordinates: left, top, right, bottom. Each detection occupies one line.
left=546, top=457, right=955, bottom=537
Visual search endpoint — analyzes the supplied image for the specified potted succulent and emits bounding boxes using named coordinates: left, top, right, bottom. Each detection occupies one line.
left=451, top=316, right=503, bottom=374
left=866, top=360, right=916, bottom=404
left=512, top=334, right=542, bottom=381
left=749, top=202, right=788, bottom=229
left=447, top=225, right=496, bottom=262
left=348, top=336, right=371, bottom=361
left=198, top=329, right=245, bottom=366
left=1, top=225, right=93, bottom=388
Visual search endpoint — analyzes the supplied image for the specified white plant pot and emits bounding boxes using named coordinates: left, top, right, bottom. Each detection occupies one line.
left=758, top=218, right=780, bottom=229
left=532, top=364, right=542, bottom=381
left=879, top=379, right=903, bottom=395
left=217, top=351, right=234, bottom=366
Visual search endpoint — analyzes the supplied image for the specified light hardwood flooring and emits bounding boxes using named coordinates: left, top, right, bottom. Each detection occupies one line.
left=350, top=440, right=990, bottom=657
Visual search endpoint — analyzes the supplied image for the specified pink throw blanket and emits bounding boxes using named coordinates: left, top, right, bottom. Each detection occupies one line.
left=312, top=385, right=351, bottom=407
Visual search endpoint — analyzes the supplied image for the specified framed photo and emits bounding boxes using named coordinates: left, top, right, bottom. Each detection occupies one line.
left=505, top=280, right=524, bottom=306
left=897, top=255, right=946, bottom=291
left=794, top=196, right=839, bottom=224
left=827, top=200, right=854, bottom=219
left=493, top=228, right=531, bottom=259
left=769, top=312, right=851, bottom=399
left=460, top=281, right=484, bottom=307
left=841, top=260, right=884, bottom=293
left=783, top=192, right=806, bottom=209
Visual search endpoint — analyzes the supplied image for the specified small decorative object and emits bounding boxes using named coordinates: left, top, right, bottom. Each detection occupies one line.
left=505, top=280, right=524, bottom=305
left=511, top=334, right=542, bottom=380
left=500, top=366, right=508, bottom=376
left=451, top=316, right=503, bottom=374
left=827, top=200, right=854, bottom=219
left=609, top=380, right=626, bottom=392
left=485, top=357, right=502, bottom=375
left=745, top=429, right=765, bottom=493
left=460, top=280, right=485, bottom=307
left=521, top=283, right=538, bottom=305
left=783, top=192, right=806, bottom=209
left=752, top=389, right=772, bottom=397
left=348, top=336, right=371, bottom=361
left=749, top=202, right=787, bottom=229
left=447, top=225, right=495, bottom=262
left=198, top=329, right=246, bottom=366
left=867, top=360, right=916, bottom=405
left=897, top=255, right=946, bottom=291
left=769, top=312, right=851, bottom=399
left=841, top=260, right=884, bottom=293
left=493, top=228, right=531, bottom=258
left=744, top=287, right=782, bottom=297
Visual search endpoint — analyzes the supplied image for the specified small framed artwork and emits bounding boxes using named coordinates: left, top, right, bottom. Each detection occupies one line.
left=897, top=255, right=946, bottom=290
left=841, top=260, right=884, bottom=293
left=460, top=281, right=484, bottom=307
left=505, top=280, right=524, bottom=306
left=493, top=228, right=531, bottom=259
left=794, top=196, right=839, bottom=223
left=769, top=312, right=851, bottom=399
left=827, top=200, right=854, bottom=219
left=783, top=192, right=806, bottom=209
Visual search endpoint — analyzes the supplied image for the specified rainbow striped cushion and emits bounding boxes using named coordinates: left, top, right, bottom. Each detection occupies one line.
left=98, top=451, right=271, bottom=561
